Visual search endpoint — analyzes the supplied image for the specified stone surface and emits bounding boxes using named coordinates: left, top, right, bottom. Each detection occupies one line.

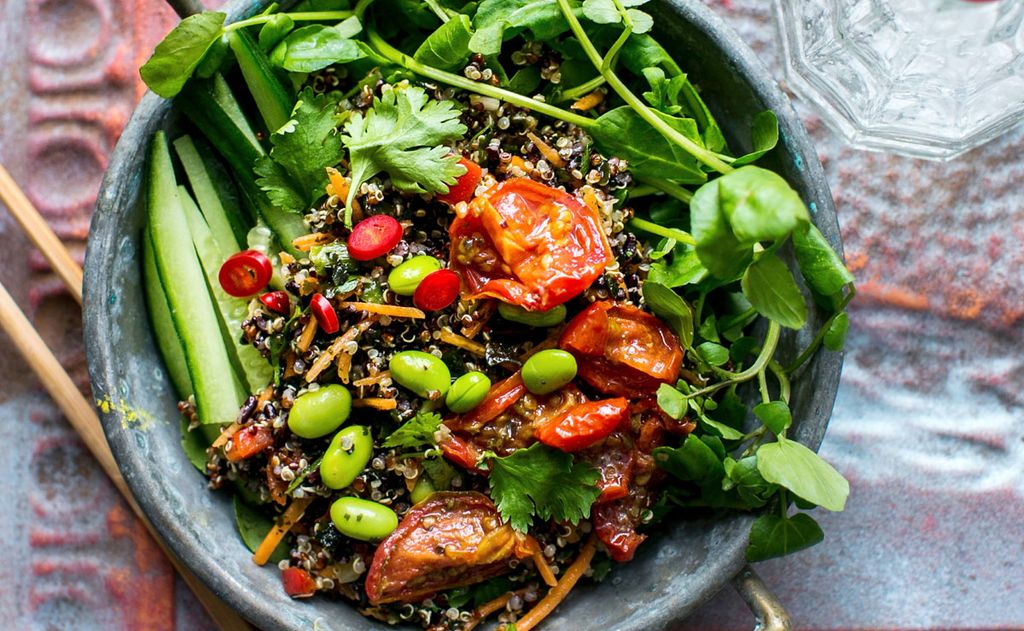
left=0, top=0, right=1021, bottom=629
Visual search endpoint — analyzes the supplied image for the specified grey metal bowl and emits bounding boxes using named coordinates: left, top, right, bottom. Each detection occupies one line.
left=84, top=1, right=844, bottom=629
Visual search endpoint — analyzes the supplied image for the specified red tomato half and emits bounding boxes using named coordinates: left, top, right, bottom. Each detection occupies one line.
left=535, top=397, right=629, bottom=452
left=219, top=250, right=272, bottom=297
left=560, top=301, right=684, bottom=396
left=449, top=178, right=613, bottom=311
left=225, top=424, right=273, bottom=462
left=281, top=567, right=318, bottom=598
left=437, top=157, right=482, bottom=205
left=347, top=215, right=403, bottom=261
left=364, top=492, right=531, bottom=604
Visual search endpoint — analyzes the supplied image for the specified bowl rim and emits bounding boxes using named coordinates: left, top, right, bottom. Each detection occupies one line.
left=84, top=1, right=844, bottom=628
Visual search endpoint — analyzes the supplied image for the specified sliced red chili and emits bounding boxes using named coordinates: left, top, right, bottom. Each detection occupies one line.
left=413, top=269, right=461, bottom=311
left=259, top=290, right=291, bottom=315
left=310, top=293, right=339, bottom=334
left=535, top=397, right=629, bottom=452
left=225, top=424, right=273, bottom=462
left=436, top=157, right=482, bottom=205
left=347, top=214, right=403, bottom=261
left=281, top=567, right=318, bottom=598
left=219, top=250, right=273, bottom=298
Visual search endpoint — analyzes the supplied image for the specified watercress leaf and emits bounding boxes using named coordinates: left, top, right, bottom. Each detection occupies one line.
left=699, top=415, right=745, bottom=440
left=745, top=512, right=824, bottom=562
left=753, top=401, right=791, bottom=435
left=581, top=0, right=619, bottom=24
left=258, top=14, right=295, bottom=51
left=641, top=67, right=684, bottom=115
left=648, top=242, right=709, bottom=288
left=508, top=66, right=542, bottom=94
left=741, top=253, right=807, bottom=330
left=728, top=456, right=778, bottom=507
left=620, top=33, right=682, bottom=76
left=823, top=312, right=850, bottom=351
left=793, top=223, right=854, bottom=298
left=698, top=312, right=719, bottom=343
left=414, top=14, right=474, bottom=71
left=234, top=496, right=289, bottom=562
left=653, top=435, right=724, bottom=485
left=592, top=107, right=706, bottom=185
left=140, top=12, right=227, bottom=98
left=701, top=434, right=727, bottom=460
left=656, top=383, right=686, bottom=420
left=334, top=15, right=363, bottom=39
left=732, top=111, right=779, bottom=166
left=729, top=335, right=758, bottom=364
left=696, top=341, right=729, bottom=367
left=642, top=281, right=694, bottom=348
left=757, top=437, right=849, bottom=511
left=626, top=8, right=653, bottom=33
left=690, top=178, right=752, bottom=279
left=470, top=0, right=574, bottom=56
left=707, top=390, right=747, bottom=429
left=273, top=24, right=364, bottom=73
left=719, top=166, right=810, bottom=243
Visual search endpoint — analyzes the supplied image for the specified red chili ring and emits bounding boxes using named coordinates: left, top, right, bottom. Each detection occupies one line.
left=347, top=215, right=403, bottom=261
left=219, top=250, right=273, bottom=298
left=259, top=290, right=291, bottom=315
left=413, top=269, right=461, bottom=311
left=310, top=293, right=340, bottom=334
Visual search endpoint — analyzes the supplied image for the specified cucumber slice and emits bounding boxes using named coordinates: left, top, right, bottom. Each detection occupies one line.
left=173, top=135, right=247, bottom=255
left=227, top=29, right=294, bottom=133
left=147, top=131, right=245, bottom=425
left=178, top=186, right=274, bottom=394
left=142, top=228, right=193, bottom=400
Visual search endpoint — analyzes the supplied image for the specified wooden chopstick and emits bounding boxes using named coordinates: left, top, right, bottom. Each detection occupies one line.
left=0, top=166, right=252, bottom=631
left=0, top=165, right=83, bottom=304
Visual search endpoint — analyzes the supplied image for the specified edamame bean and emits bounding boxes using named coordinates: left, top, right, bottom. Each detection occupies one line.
left=320, top=425, right=373, bottom=490
left=330, top=497, right=398, bottom=542
left=287, top=384, right=352, bottom=439
left=388, top=255, right=442, bottom=296
left=409, top=477, right=435, bottom=505
left=445, top=371, right=492, bottom=413
left=498, top=302, right=567, bottom=328
left=521, top=349, right=577, bottom=395
left=389, top=351, right=451, bottom=399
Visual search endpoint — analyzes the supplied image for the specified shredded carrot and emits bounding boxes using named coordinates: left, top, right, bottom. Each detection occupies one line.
left=352, top=398, right=398, bottom=410
left=582, top=187, right=603, bottom=215
left=506, top=155, right=533, bottom=175
left=353, top=370, right=391, bottom=387
left=279, top=251, right=296, bottom=265
left=252, top=496, right=314, bottom=566
left=305, top=317, right=379, bottom=383
left=527, top=536, right=558, bottom=587
left=527, top=131, right=566, bottom=168
left=462, top=590, right=525, bottom=631
left=326, top=167, right=362, bottom=218
left=438, top=328, right=486, bottom=357
left=291, top=232, right=336, bottom=252
left=462, top=300, right=495, bottom=339
left=511, top=536, right=597, bottom=631
left=337, top=302, right=425, bottom=319
left=571, top=89, right=605, bottom=111
left=296, top=317, right=319, bottom=354
left=211, top=422, right=241, bottom=450
left=337, top=350, right=354, bottom=385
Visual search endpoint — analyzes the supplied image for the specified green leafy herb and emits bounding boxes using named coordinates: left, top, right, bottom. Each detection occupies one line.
left=341, top=85, right=467, bottom=224
left=756, top=437, right=849, bottom=512
left=470, top=0, right=574, bottom=56
left=753, top=401, right=791, bottom=436
left=696, top=341, right=729, bottom=367
left=653, top=435, right=724, bottom=487
left=309, top=242, right=357, bottom=286
left=642, top=67, right=685, bottom=115
left=487, top=443, right=601, bottom=532
left=592, top=107, right=706, bottom=184
left=823, top=312, right=850, bottom=351
left=741, top=253, right=807, bottom=330
left=642, top=281, right=694, bottom=348
left=793, top=223, right=855, bottom=299
left=422, top=456, right=457, bottom=491
left=656, top=383, right=686, bottom=420
left=382, top=410, right=444, bottom=450
left=732, top=111, right=779, bottom=166
left=254, top=88, right=344, bottom=214
left=415, top=14, right=474, bottom=71
left=647, top=242, right=709, bottom=288
left=140, top=12, right=227, bottom=98
left=258, top=14, right=295, bottom=51
left=180, top=418, right=209, bottom=472
left=234, top=497, right=289, bottom=563
left=745, top=512, right=824, bottom=562
left=582, top=0, right=652, bottom=34
left=270, top=22, right=364, bottom=72
left=723, top=456, right=777, bottom=508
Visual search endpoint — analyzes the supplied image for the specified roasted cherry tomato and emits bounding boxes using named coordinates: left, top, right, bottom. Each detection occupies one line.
left=449, top=178, right=613, bottom=311
left=259, top=290, right=291, bottom=315
left=281, top=567, right=318, bottom=598
left=592, top=496, right=649, bottom=563
left=310, top=293, right=339, bottom=334
left=218, top=250, right=272, bottom=297
left=364, top=492, right=532, bottom=604
left=580, top=435, right=635, bottom=503
left=347, top=214, right=403, bottom=261
left=225, top=424, right=273, bottom=462
left=535, top=397, right=629, bottom=452
left=413, top=269, right=461, bottom=311
left=437, top=157, right=482, bottom=205
left=560, top=301, right=684, bottom=396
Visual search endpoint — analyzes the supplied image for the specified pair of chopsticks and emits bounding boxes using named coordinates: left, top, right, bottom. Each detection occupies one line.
left=0, top=165, right=254, bottom=631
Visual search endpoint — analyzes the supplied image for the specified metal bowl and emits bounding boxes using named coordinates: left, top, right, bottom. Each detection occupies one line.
left=84, top=1, right=844, bottom=628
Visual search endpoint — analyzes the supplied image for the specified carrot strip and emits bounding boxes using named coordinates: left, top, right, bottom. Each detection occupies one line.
left=571, top=89, right=605, bottom=111
left=438, top=328, right=486, bottom=357
left=527, top=536, right=558, bottom=588
left=352, top=398, right=398, bottom=411
left=462, top=590, right=525, bottom=631
left=296, top=317, right=318, bottom=353
left=337, top=302, right=425, bottom=319
left=252, top=496, right=313, bottom=566
left=211, top=422, right=241, bottom=450
left=511, top=536, right=597, bottom=631
left=353, top=370, right=391, bottom=387
left=279, top=251, right=296, bottom=265
left=337, top=350, right=354, bottom=384
left=291, top=232, right=336, bottom=252
left=527, top=131, right=566, bottom=168
left=305, top=317, right=378, bottom=383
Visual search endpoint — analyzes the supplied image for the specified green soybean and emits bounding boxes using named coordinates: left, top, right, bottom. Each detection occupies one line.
left=330, top=497, right=398, bottom=542
left=445, top=371, right=492, bottom=413
left=409, top=477, right=435, bottom=505
left=320, top=425, right=373, bottom=490
left=388, top=255, right=442, bottom=296
left=521, top=349, right=578, bottom=395
left=498, top=302, right=567, bottom=328
left=287, top=384, right=352, bottom=439
left=389, top=351, right=451, bottom=399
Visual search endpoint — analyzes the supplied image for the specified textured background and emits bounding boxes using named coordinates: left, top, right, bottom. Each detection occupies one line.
left=0, top=0, right=1021, bottom=629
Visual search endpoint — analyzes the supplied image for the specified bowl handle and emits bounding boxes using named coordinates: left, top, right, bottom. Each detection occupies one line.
left=165, top=0, right=205, bottom=19
left=731, top=564, right=792, bottom=631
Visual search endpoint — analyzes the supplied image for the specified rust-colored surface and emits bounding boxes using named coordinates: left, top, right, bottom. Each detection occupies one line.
left=0, top=0, right=1020, bottom=629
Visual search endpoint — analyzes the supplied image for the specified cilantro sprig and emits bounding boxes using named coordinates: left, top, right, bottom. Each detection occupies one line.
left=382, top=409, right=444, bottom=451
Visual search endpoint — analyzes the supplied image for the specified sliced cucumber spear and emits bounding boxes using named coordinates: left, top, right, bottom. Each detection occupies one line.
left=173, top=134, right=248, bottom=254
left=142, top=227, right=193, bottom=401
left=227, top=29, right=294, bottom=133
left=147, top=131, right=245, bottom=425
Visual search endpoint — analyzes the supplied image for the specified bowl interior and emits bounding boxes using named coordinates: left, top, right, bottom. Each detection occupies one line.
left=84, top=1, right=844, bottom=629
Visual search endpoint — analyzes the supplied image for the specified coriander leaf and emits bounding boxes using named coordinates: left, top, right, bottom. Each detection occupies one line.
left=653, top=435, right=724, bottom=486
left=724, top=456, right=777, bottom=508
left=656, top=383, right=686, bottom=420
left=422, top=456, right=457, bottom=491
left=648, top=242, right=709, bottom=288
left=793, top=223, right=854, bottom=298
left=642, top=281, right=694, bottom=348
left=254, top=88, right=344, bottom=214
left=757, top=437, right=849, bottom=511
left=753, top=401, right=791, bottom=436
left=741, top=253, right=807, bottom=330
left=234, top=496, right=289, bottom=563
left=382, top=410, right=444, bottom=450
left=342, top=86, right=467, bottom=221
left=140, top=12, right=226, bottom=98
left=592, top=107, right=706, bottom=185
left=696, top=341, right=729, bottom=367
left=470, top=0, right=576, bottom=56
left=823, top=312, right=850, bottom=351
left=732, top=111, right=779, bottom=166
left=745, top=512, right=824, bottom=562
left=415, top=14, right=474, bottom=71
left=270, top=23, right=364, bottom=73
left=487, top=443, right=601, bottom=532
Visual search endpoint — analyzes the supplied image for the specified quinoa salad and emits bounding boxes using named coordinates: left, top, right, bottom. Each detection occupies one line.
left=140, top=1, right=855, bottom=629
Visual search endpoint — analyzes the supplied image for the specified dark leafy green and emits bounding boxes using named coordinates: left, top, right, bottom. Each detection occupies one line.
left=414, top=14, right=474, bottom=71
left=234, top=497, right=289, bottom=563
left=745, top=512, right=824, bottom=562
left=741, top=253, right=808, bottom=330
left=141, top=12, right=227, bottom=98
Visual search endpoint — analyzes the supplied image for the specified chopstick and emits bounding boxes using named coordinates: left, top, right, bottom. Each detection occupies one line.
left=0, top=166, right=253, bottom=631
